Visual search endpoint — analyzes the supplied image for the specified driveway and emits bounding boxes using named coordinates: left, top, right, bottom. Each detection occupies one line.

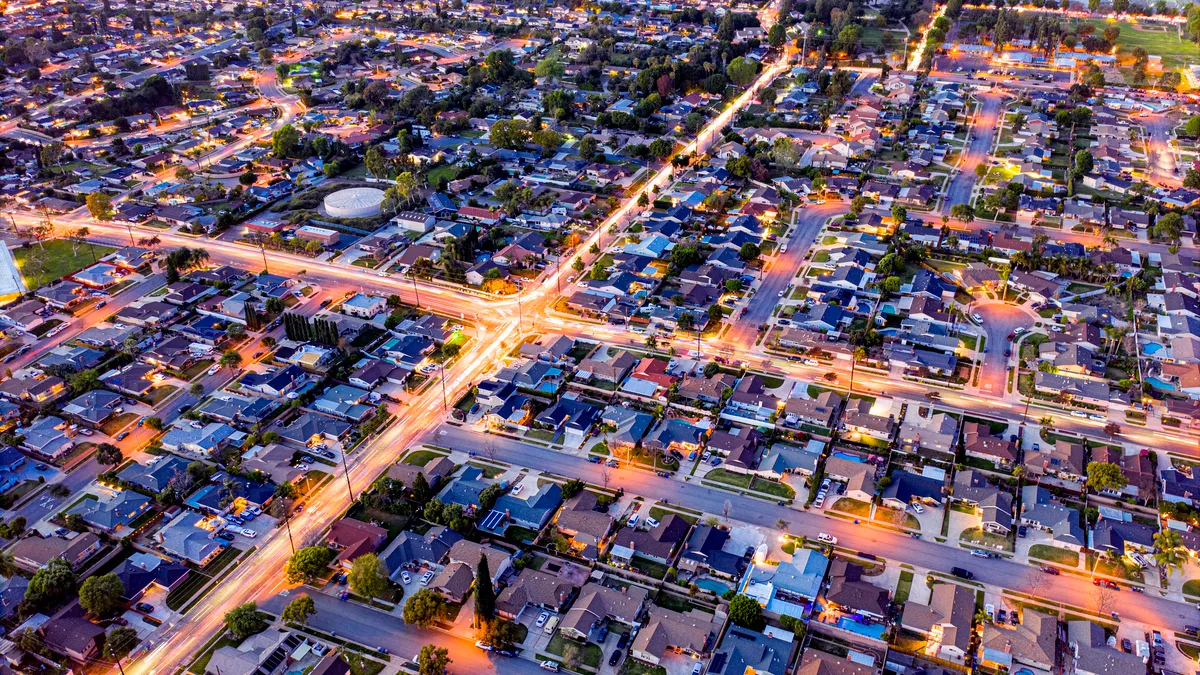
left=971, top=300, right=1036, bottom=398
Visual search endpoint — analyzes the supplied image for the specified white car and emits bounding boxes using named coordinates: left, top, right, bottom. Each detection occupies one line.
left=241, top=528, right=257, bottom=538
left=420, top=571, right=433, bottom=585
left=1070, top=410, right=1087, bottom=418
left=512, top=484, right=524, bottom=496
left=627, top=514, right=640, bottom=528
left=536, top=612, right=550, bottom=627
left=1013, top=326, right=1026, bottom=335
left=645, top=517, right=660, bottom=529
left=208, top=365, right=221, bottom=376
left=972, top=313, right=983, bottom=323
left=817, top=533, right=837, bottom=545
left=910, top=503, right=924, bottom=514
left=401, top=571, right=412, bottom=584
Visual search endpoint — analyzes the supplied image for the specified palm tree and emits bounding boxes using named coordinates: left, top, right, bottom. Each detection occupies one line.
left=1154, top=529, right=1187, bottom=578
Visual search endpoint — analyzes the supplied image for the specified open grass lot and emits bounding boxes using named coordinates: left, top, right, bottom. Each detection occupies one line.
left=1081, top=19, right=1200, bottom=69
left=14, top=239, right=117, bottom=289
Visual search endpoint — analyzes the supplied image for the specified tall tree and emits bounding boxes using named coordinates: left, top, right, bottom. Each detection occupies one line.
left=474, top=555, right=495, bottom=626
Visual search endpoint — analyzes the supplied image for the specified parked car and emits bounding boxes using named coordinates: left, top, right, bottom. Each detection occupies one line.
left=609, top=650, right=624, bottom=667
left=950, top=567, right=974, bottom=580
left=817, top=533, right=837, bottom=545
left=536, top=612, right=549, bottom=627
left=135, top=603, right=154, bottom=613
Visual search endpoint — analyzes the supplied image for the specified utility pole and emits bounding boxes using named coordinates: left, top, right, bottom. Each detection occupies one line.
left=439, top=361, right=448, bottom=411
left=410, top=274, right=421, bottom=309
left=339, top=449, right=355, bottom=502
left=516, top=287, right=523, bottom=333
left=258, top=240, right=269, bottom=274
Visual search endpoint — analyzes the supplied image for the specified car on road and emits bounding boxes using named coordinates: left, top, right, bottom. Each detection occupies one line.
left=817, top=533, right=837, bottom=545
left=208, top=364, right=221, bottom=376
left=536, top=612, right=549, bottom=627
left=540, top=662, right=560, bottom=672
left=1070, top=410, right=1087, bottom=418
left=116, top=431, right=130, bottom=441
left=1004, top=349, right=1011, bottom=357
left=950, top=567, right=974, bottom=580
left=970, top=549, right=991, bottom=558
left=972, top=313, right=983, bottom=323
left=475, top=641, right=493, bottom=652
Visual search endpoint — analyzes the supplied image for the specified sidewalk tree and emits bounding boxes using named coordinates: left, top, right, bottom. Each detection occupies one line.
left=480, top=618, right=522, bottom=649
left=104, top=626, right=139, bottom=675
left=348, top=553, right=389, bottom=599
left=285, top=546, right=335, bottom=583
left=219, top=350, right=243, bottom=370
left=96, top=443, right=123, bottom=466
left=403, top=589, right=445, bottom=627
left=78, top=573, right=124, bottom=617
left=416, top=645, right=451, bottom=675
left=281, top=593, right=316, bottom=625
left=224, top=602, right=268, bottom=640
left=950, top=203, right=974, bottom=223
left=86, top=192, right=114, bottom=221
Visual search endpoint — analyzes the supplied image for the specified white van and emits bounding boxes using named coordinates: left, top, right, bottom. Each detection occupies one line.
left=543, top=615, right=560, bottom=635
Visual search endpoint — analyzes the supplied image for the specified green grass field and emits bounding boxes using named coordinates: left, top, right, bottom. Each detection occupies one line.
left=13, top=239, right=117, bottom=290
left=1083, top=19, right=1200, bottom=69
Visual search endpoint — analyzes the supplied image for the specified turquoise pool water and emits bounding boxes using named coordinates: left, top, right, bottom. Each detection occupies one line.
left=695, top=578, right=731, bottom=594
left=836, top=617, right=887, bottom=639
left=1143, top=343, right=1162, bottom=355
left=1147, top=376, right=1177, bottom=391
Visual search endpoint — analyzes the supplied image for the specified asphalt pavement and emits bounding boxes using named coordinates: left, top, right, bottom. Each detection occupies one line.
left=944, top=92, right=1004, bottom=209
left=971, top=301, right=1036, bottom=398
left=260, top=572, right=546, bottom=673
left=431, top=424, right=1197, bottom=633
left=724, top=202, right=848, bottom=347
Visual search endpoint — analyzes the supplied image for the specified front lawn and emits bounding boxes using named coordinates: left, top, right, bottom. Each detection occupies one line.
left=1028, top=544, right=1079, bottom=566
left=547, top=633, right=603, bottom=669
left=829, top=498, right=872, bottom=517
left=13, top=240, right=117, bottom=289
left=705, top=469, right=751, bottom=488
left=403, top=449, right=444, bottom=466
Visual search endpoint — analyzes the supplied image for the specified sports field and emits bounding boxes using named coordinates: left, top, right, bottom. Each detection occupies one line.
left=1082, top=19, right=1200, bottom=70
